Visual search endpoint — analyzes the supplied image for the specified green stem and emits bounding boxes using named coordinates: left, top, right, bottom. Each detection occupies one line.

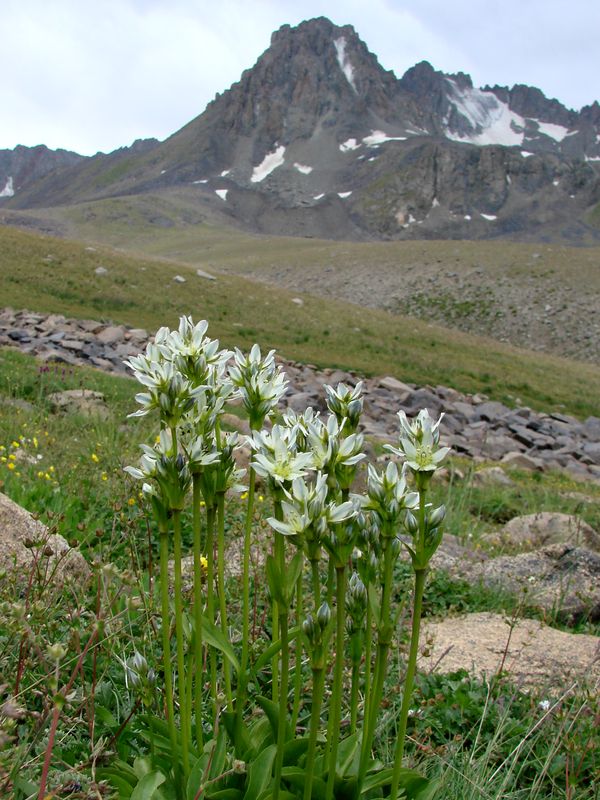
left=390, top=568, right=427, bottom=799
left=240, top=468, right=256, bottom=679
left=326, top=558, right=335, bottom=608
left=364, top=602, right=372, bottom=721
left=272, top=499, right=284, bottom=703
left=217, top=492, right=233, bottom=711
left=272, top=611, right=290, bottom=800
left=350, top=639, right=361, bottom=735
left=172, top=511, right=190, bottom=779
left=205, top=504, right=218, bottom=726
left=325, top=566, right=347, bottom=800
left=192, top=475, right=204, bottom=751
left=159, top=530, right=181, bottom=791
left=358, top=536, right=396, bottom=788
left=291, top=569, right=304, bottom=734
left=235, top=468, right=256, bottom=735
left=310, top=555, right=321, bottom=608
left=303, top=666, right=325, bottom=800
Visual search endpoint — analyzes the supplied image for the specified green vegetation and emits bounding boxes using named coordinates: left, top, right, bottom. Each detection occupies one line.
left=1, top=346, right=599, bottom=799
left=2, top=224, right=600, bottom=418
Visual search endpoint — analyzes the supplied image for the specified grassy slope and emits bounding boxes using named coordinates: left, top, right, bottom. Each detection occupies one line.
left=2, top=223, right=600, bottom=418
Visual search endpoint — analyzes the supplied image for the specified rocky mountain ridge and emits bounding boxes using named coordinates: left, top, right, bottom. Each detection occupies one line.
left=2, top=17, right=600, bottom=242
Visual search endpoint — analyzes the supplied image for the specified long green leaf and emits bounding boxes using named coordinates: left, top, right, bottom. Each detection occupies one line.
left=130, top=771, right=166, bottom=800
left=242, top=744, right=277, bottom=800
left=255, top=695, right=292, bottom=743
left=202, top=617, right=240, bottom=674
left=252, top=626, right=302, bottom=674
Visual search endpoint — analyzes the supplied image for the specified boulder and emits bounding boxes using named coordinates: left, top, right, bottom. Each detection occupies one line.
left=0, top=493, right=90, bottom=587
left=467, top=544, right=600, bottom=622
left=47, top=389, right=109, bottom=419
left=494, top=512, right=600, bottom=552
left=419, top=612, right=600, bottom=690
left=471, top=466, right=515, bottom=488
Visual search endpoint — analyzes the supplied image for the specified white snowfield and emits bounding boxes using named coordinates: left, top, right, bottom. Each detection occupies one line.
left=215, top=189, right=228, bottom=200
left=337, top=191, right=352, bottom=198
left=481, top=213, right=497, bottom=221
left=339, top=138, right=360, bottom=152
left=251, top=145, right=286, bottom=183
left=0, top=176, right=14, bottom=197
left=334, top=37, right=357, bottom=92
left=444, top=79, right=577, bottom=150
left=293, top=163, right=313, bottom=174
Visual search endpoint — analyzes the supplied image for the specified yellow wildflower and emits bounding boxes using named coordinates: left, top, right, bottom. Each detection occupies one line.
left=11, top=441, right=19, bottom=448
left=91, top=453, right=99, bottom=463
left=101, top=472, right=108, bottom=481
left=128, top=498, right=136, bottom=506
left=7, top=463, right=15, bottom=471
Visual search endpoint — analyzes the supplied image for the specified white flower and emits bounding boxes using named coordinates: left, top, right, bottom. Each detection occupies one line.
left=385, top=408, right=450, bottom=473
left=229, top=344, right=288, bottom=428
left=249, top=425, right=314, bottom=485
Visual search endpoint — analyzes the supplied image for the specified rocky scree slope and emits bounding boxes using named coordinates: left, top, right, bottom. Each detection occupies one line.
left=2, top=17, right=600, bottom=243
left=2, top=307, right=600, bottom=484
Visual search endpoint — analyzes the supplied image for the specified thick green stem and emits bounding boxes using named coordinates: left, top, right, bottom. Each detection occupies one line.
left=272, top=499, right=284, bottom=703
left=172, top=511, right=190, bottom=778
left=326, top=558, right=335, bottom=608
left=390, top=568, right=427, bottom=799
left=217, top=492, right=233, bottom=711
left=234, top=468, right=256, bottom=734
left=358, top=536, right=396, bottom=788
left=159, top=530, right=181, bottom=790
left=310, top=556, right=321, bottom=608
left=272, top=611, right=290, bottom=800
left=291, top=571, right=304, bottom=734
left=364, top=602, right=372, bottom=720
left=240, top=468, right=256, bottom=679
left=205, top=504, right=218, bottom=725
left=192, top=475, right=204, bottom=750
left=303, top=666, right=326, bottom=800
left=349, top=636, right=361, bottom=734
left=325, top=566, right=347, bottom=800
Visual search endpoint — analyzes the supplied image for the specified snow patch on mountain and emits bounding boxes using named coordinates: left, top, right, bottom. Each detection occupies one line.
left=0, top=176, right=14, bottom=197
left=251, top=145, right=286, bottom=183
left=294, top=162, right=313, bottom=174
left=334, top=37, right=357, bottom=92
left=481, top=213, right=497, bottom=221
left=363, top=130, right=407, bottom=146
left=340, top=138, right=360, bottom=152
left=215, top=189, right=228, bottom=200
left=533, top=121, right=570, bottom=142
left=338, top=191, right=352, bottom=198
left=445, top=80, right=525, bottom=147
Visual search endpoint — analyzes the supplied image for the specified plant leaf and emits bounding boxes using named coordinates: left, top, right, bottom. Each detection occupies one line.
left=130, top=771, right=166, bottom=800
left=202, top=617, right=240, bottom=675
left=242, top=743, right=276, bottom=800
left=255, top=695, right=292, bottom=744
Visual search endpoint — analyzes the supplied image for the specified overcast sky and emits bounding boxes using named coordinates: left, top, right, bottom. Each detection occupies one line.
left=3, top=0, right=599, bottom=156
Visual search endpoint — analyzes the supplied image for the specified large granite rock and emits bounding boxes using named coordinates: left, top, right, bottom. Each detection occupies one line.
left=419, top=612, right=600, bottom=690
left=491, top=512, right=600, bottom=552
left=0, top=492, right=90, bottom=587
left=467, top=544, right=600, bottom=622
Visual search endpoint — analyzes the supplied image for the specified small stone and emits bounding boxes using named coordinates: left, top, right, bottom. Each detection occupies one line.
left=292, top=297, right=304, bottom=306
left=196, top=269, right=216, bottom=281
left=173, top=275, right=186, bottom=283
left=95, top=266, right=108, bottom=275
left=471, top=467, right=515, bottom=488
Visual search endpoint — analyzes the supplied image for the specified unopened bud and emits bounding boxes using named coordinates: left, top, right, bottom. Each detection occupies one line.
left=316, top=602, right=331, bottom=630
left=404, top=510, right=418, bottom=535
left=428, top=505, right=446, bottom=527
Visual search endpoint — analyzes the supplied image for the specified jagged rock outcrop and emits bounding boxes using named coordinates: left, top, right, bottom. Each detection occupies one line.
left=3, top=17, right=600, bottom=243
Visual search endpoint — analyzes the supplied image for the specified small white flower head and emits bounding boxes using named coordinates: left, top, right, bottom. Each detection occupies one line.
left=169, top=316, right=232, bottom=387
left=125, top=429, right=190, bottom=513
left=266, top=471, right=354, bottom=542
left=324, top=381, right=364, bottom=433
left=229, top=345, right=288, bottom=429
left=365, top=460, right=418, bottom=532
left=250, top=425, right=314, bottom=487
left=307, top=415, right=365, bottom=483
left=385, top=408, right=450, bottom=474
